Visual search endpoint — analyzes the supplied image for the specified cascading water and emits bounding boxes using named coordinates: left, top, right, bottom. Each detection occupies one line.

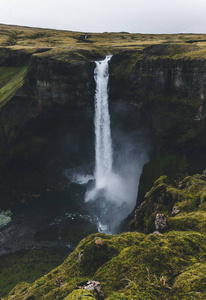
left=94, top=55, right=113, bottom=189
left=85, top=55, right=114, bottom=205
left=84, top=54, right=149, bottom=233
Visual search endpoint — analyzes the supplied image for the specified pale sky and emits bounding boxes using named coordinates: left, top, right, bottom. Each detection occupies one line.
left=0, top=0, right=206, bottom=33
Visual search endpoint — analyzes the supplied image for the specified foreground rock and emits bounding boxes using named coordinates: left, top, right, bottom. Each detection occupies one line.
left=76, top=281, right=105, bottom=299
left=130, top=173, right=206, bottom=234
left=4, top=231, right=206, bottom=299
left=2, top=173, right=206, bottom=299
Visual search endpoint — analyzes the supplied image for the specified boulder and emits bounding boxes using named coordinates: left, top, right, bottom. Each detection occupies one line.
left=155, top=213, right=167, bottom=232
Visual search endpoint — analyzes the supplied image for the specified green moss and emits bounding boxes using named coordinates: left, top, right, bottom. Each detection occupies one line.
left=95, top=231, right=206, bottom=299
left=3, top=230, right=206, bottom=300
left=136, top=155, right=188, bottom=215
left=174, top=263, right=206, bottom=296
left=131, top=174, right=206, bottom=233
left=0, top=66, right=27, bottom=108
left=168, top=211, right=206, bottom=233
left=64, top=289, right=96, bottom=299
left=0, top=248, right=69, bottom=298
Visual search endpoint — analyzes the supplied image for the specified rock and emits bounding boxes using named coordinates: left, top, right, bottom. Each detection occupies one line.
left=152, top=231, right=163, bottom=235
left=172, top=206, right=181, bottom=216
left=155, top=213, right=167, bottom=232
left=78, top=250, right=84, bottom=263
left=86, top=179, right=96, bottom=191
left=76, top=281, right=105, bottom=299
left=95, top=239, right=107, bottom=249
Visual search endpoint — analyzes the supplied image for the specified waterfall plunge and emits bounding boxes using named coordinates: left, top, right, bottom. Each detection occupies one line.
left=85, top=55, right=115, bottom=202
left=84, top=54, right=149, bottom=233
left=94, top=55, right=113, bottom=189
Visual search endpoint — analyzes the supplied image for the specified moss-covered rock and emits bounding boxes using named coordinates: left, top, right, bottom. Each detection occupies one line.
left=130, top=173, right=206, bottom=234
left=3, top=230, right=206, bottom=300
left=0, top=65, right=27, bottom=108
left=136, top=154, right=188, bottom=205
left=64, top=289, right=96, bottom=299
left=174, top=263, right=206, bottom=298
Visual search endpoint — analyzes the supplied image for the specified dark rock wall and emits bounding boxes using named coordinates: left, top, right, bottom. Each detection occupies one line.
left=109, top=51, right=206, bottom=222
left=110, top=54, right=206, bottom=138
left=1, top=47, right=206, bottom=213
left=0, top=50, right=96, bottom=208
left=27, top=55, right=95, bottom=107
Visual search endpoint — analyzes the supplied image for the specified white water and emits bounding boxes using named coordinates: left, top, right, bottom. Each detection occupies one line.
left=85, top=55, right=113, bottom=202
left=94, top=55, right=113, bottom=189
left=84, top=54, right=149, bottom=233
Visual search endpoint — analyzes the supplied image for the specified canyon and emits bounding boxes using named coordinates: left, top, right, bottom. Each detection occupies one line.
left=1, top=24, right=206, bottom=299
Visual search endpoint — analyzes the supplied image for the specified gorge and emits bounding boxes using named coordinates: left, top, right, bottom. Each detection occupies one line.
left=1, top=24, right=206, bottom=299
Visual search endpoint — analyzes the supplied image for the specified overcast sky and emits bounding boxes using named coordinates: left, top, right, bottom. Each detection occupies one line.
left=0, top=0, right=206, bottom=34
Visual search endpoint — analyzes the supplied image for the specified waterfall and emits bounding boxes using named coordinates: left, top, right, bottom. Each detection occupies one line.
left=84, top=54, right=149, bottom=233
left=94, top=55, right=113, bottom=189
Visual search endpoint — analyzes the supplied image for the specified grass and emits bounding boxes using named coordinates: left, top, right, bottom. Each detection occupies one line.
left=1, top=24, right=206, bottom=57
left=0, top=248, right=69, bottom=298
left=0, top=66, right=27, bottom=108
left=0, top=24, right=206, bottom=111
left=3, top=231, right=206, bottom=299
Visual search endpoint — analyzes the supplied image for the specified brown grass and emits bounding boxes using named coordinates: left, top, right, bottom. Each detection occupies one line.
left=1, top=23, right=206, bottom=58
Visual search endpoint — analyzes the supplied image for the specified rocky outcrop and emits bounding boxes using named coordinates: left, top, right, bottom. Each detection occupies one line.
left=154, top=213, right=167, bottom=233
left=130, top=173, right=206, bottom=233
left=76, top=281, right=105, bottom=300
left=3, top=228, right=206, bottom=299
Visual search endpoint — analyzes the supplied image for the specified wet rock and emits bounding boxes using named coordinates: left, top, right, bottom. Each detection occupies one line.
left=155, top=213, right=167, bottom=232
left=172, top=206, right=181, bottom=216
left=76, top=281, right=105, bottom=299
left=86, top=179, right=96, bottom=191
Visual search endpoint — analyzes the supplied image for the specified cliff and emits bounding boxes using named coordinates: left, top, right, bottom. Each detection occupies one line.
left=110, top=45, right=206, bottom=207
left=0, top=25, right=206, bottom=214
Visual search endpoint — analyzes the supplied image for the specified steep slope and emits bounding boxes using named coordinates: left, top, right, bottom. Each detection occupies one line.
left=3, top=173, right=206, bottom=300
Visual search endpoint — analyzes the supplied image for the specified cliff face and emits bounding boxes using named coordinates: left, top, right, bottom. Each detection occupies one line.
left=1, top=44, right=206, bottom=210
left=110, top=47, right=206, bottom=206
left=110, top=47, right=206, bottom=136
left=26, top=53, right=95, bottom=107
left=0, top=49, right=97, bottom=208
left=1, top=27, right=206, bottom=299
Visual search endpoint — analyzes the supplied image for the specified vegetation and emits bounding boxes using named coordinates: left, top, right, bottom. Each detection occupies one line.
left=3, top=231, right=206, bottom=299
left=1, top=24, right=206, bottom=57
left=0, top=66, right=27, bottom=108
left=2, top=173, right=206, bottom=300
left=1, top=24, right=206, bottom=299
left=130, top=173, right=206, bottom=233
left=0, top=248, right=69, bottom=298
